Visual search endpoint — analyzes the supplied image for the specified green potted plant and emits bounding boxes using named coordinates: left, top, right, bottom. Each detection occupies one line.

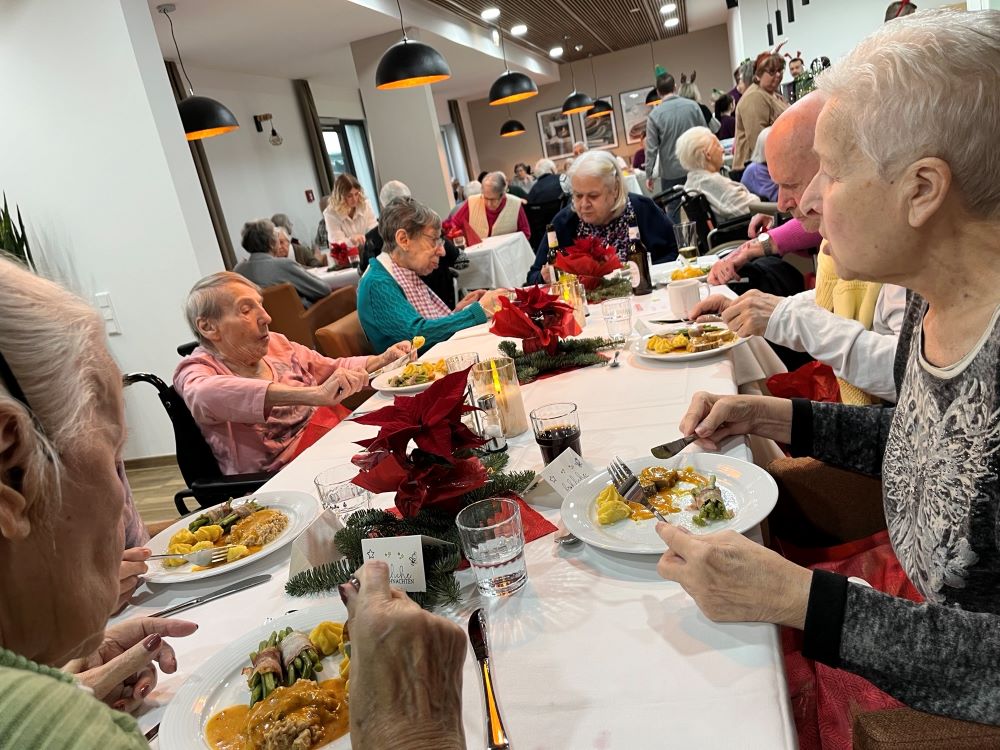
left=0, top=193, right=34, bottom=269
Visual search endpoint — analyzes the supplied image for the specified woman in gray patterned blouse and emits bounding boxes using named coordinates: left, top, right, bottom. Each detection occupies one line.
left=660, top=9, right=1000, bottom=726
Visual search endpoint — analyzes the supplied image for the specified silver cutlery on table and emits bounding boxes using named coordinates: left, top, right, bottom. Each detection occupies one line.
left=367, top=351, right=412, bottom=382
left=650, top=434, right=698, bottom=460
left=149, top=574, right=272, bottom=618
left=468, top=608, right=511, bottom=750
left=146, top=544, right=235, bottom=567
left=607, top=456, right=671, bottom=524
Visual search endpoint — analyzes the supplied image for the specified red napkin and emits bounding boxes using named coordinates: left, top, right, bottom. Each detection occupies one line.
left=767, top=361, right=841, bottom=402
left=387, top=495, right=556, bottom=545
left=291, top=405, right=351, bottom=460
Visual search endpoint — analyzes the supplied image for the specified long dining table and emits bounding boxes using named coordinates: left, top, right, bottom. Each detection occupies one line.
left=119, top=269, right=796, bottom=749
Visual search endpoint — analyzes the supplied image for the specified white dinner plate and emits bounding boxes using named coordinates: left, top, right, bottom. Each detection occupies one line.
left=632, top=329, right=746, bottom=362
left=370, top=366, right=443, bottom=394
left=145, top=491, right=319, bottom=583
left=560, top=454, right=778, bottom=554
left=160, top=601, right=351, bottom=750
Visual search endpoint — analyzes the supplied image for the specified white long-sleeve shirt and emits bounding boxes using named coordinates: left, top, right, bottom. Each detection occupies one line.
left=764, top=284, right=907, bottom=402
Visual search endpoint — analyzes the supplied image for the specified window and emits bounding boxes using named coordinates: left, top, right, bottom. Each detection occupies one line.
left=320, top=118, right=379, bottom=216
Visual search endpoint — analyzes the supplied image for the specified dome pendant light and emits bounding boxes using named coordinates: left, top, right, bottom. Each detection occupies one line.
left=489, top=25, right=538, bottom=105
left=157, top=4, right=238, bottom=141
left=499, top=105, right=526, bottom=137
left=561, top=57, right=594, bottom=116
left=646, top=42, right=662, bottom=107
left=375, top=0, right=451, bottom=89
left=586, top=55, right=612, bottom=119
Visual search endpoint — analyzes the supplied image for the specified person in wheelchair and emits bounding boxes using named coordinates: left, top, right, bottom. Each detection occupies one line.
left=675, top=126, right=757, bottom=222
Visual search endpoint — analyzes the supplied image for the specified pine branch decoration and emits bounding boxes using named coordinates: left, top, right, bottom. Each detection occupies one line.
left=585, top=277, right=632, bottom=304
left=500, top=337, right=618, bottom=383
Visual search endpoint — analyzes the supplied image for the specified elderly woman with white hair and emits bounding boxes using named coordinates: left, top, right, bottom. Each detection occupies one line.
left=233, top=218, right=330, bottom=307
left=527, top=150, right=677, bottom=284
left=451, top=171, right=529, bottom=244
left=676, top=126, right=757, bottom=221
left=527, top=158, right=564, bottom=205
left=739, top=126, right=778, bottom=201
left=174, top=272, right=413, bottom=474
left=661, top=9, right=1000, bottom=739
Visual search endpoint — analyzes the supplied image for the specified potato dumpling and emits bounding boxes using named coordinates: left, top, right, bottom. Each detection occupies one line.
left=310, top=621, right=345, bottom=657
left=411, top=335, right=425, bottom=349
left=167, top=543, right=193, bottom=555
left=595, top=485, right=631, bottom=526
left=169, top=529, right=197, bottom=547
left=226, top=544, right=250, bottom=563
left=190, top=540, right=215, bottom=552
left=162, top=557, right=189, bottom=567
left=194, top=524, right=223, bottom=543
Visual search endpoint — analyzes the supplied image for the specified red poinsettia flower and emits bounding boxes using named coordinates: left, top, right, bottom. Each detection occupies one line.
left=441, top=218, right=464, bottom=241
left=490, top=286, right=581, bottom=354
left=329, top=242, right=351, bottom=267
left=554, top=236, right=623, bottom=290
left=393, top=454, right=488, bottom=518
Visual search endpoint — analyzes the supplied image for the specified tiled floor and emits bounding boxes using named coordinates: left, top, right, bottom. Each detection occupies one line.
left=125, top=463, right=186, bottom=526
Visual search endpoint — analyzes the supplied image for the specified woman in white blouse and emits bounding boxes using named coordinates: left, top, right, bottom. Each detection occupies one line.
left=675, top=126, right=756, bottom=222
left=323, top=173, right=377, bottom=248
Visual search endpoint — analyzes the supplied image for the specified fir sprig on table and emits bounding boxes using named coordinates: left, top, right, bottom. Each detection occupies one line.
left=585, top=277, right=632, bottom=303
left=498, top=337, right=619, bottom=382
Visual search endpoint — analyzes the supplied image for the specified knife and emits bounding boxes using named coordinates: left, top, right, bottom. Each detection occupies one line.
left=150, top=574, right=271, bottom=618
left=367, top=351, right=412, bottom=382
left=650, top=434, right=697, bottom=460
left=468, top=609, right=511, bottom=750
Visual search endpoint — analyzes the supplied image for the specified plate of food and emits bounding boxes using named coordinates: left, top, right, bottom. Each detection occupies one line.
left=669, top=264, right=712, bottom=281
left=560, top=453, right=777, bottom=554
left=145, top=491, right=319, bottom=583
left=161, top=602, right=352, bottom=750
left=633, top=324, right=745, bottom=362
left=370, top=358, right=447, bottom=394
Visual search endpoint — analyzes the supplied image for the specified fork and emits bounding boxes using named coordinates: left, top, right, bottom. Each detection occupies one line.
left=607, top=457, right=671, bottom=524
left=148, top=544, right=235, bottom=567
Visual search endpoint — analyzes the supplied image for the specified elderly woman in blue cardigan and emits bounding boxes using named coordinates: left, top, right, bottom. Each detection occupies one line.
left=527, top=150, right=678, bottom=284
left=358, top=197, right=507, bottom=353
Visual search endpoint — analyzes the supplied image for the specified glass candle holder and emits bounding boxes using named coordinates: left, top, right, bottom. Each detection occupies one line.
left=546, top=279, right=586, bottom=330
left=470, top=356, right=529, bottom=438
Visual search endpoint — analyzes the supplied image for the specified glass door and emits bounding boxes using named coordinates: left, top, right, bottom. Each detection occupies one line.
left=320, top=118, right=379, bottom=216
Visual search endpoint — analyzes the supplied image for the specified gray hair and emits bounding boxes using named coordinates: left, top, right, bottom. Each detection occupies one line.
left=675, top=126, right=717, bottom=172
left=569, top=150, right=628, bottom=216
left=678, top=82, right=702, bottom=104
left=573, top=141, right=587, bottom=151
left=270, top=213, right=293, bottom=233
left=818, top=9, right=1000, bottom=220
left=482, top=172, right=507, bottom=196
left=738, top=59, right=755, bottom=87
left=534, top=158, right=557, bottom=176
left=241, top=219, right=276, bottom=254
left=465, top=180, right=483, bottom=197
left=184, top=271, right=261, bottom=346
left=379, top=197, right=442, bottom=252
left=379, top=180, right=411, bottom=206
left=750, top=127, right=770, bottom=164
left=0, top=255, right=110, bottom=512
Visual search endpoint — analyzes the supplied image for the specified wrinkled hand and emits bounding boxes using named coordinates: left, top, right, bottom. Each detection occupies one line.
left=63, top=618, right=197, bottom=713
left=708, top=240, right=760, bottom=285
left=476, top=289, right=509, bottom=318
left=656, top=523, right=811, bottom=627
left=316, top=368, right=367, bottom=406
left=679, top=392, right=793, bottom=450
left=350, top=234, right=366, bottom=248
left=719, top=289, right=781, bottom=337
left=343, top=562, right=466, bottom=750
left=747, top=213, right=773, bottom=239
left=370, top=341, right=414, bottom=372
left=118, top=547, right=149, bottom=610
left=455, top=288, right=487, bottom=312
left=688, top=294, right=733, bottom=322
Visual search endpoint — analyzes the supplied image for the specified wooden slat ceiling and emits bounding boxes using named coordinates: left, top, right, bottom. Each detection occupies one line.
left=424, top=0, right=688, bottom=63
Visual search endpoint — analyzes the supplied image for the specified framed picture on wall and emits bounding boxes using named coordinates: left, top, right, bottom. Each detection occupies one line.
left=536, top=107, right=577, bottom=160
left=576, top=96, right=618, bottom=151
left=619, top=87, right=652, bottom=145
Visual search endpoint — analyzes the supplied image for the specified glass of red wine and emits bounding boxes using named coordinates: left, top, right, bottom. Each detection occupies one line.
left=530, top=402, right=582, bottom=465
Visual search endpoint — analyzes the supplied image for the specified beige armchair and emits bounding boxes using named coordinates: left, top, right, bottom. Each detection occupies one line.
left=261, top=283, right=356, bottom=350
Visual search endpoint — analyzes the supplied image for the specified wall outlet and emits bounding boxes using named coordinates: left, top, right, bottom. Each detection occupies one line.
left=94, top=292, right=122, bottom=336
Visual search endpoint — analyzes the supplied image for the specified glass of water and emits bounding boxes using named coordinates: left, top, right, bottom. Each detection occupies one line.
left=314, top=469, right=371, bottom=518
left=673, top=221, right=699, bottom=262
left=602, top=297, right=633, bottom=342
left=446, top=352, right=480, bottom=373
left=456, top=498, right=527, bottom=596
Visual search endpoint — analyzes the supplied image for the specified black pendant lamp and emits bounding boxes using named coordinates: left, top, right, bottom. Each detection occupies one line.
left=158, top=4, right=238, bottom=141
left=561, top=58, right=593, bottom=116
left=489, top=26, right=538, bottom=105
left=586, top=55, right=612, bottom=119
left=645, top=43, right=662, bottom=106
left=375, top=0, right=451, bottom=89
left=500, top=105, right=525, bottom=137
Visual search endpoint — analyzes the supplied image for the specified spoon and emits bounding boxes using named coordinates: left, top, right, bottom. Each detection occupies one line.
left=556, top=532, right=582, bottom=547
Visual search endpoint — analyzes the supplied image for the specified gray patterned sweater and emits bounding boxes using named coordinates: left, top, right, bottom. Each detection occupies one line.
left=790, top=292, right=1000, bottom=725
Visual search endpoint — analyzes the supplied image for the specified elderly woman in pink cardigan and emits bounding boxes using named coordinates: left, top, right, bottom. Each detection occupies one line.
left=174, top=272, right=411, bottom=474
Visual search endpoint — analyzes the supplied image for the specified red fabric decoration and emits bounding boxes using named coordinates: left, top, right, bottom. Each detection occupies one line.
left=387, top=496, right=557, bottom=544
left=441, top=218, right=464, bottom=241
left=489, top=285, right=582, bottom=354
left=553, top=236, right=623, bottom=290
left=767, top=361, right=841, bottom=403
left=329, top=242, right=352, bottom=267
left=290, top=405, right=351, bottom=460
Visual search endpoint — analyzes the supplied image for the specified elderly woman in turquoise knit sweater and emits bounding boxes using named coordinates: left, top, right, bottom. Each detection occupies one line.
left=358, top=196, right=507, bottom=353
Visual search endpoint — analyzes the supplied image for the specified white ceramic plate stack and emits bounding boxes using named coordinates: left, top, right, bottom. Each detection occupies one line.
left=560, top=454, right=778, bottom=554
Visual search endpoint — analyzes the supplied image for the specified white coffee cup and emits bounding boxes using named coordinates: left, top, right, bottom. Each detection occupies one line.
left=667, top=279, right=703, bottom=319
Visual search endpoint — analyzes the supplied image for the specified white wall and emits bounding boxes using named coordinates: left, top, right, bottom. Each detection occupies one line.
left=0, top=0, right=223, bottom=459
left=188, top=66, right=326, bottom=253
left=309, top=45, right=366, bottom=121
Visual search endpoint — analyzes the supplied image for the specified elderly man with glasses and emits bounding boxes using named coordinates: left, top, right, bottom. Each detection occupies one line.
left=451, top=171, right=530, bottom=246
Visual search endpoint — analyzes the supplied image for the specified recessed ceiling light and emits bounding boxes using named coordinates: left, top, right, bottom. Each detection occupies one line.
left=574, top=44, right=583, bottom=51
left=549, top=46, right=564, bottom=57
left=510, top=23, right=527, bottom=36
left=480, top=7, right=501, bottom=20
left=660, top=3, right=677, bottom=13
left=664, top=17, right=680, bottom=28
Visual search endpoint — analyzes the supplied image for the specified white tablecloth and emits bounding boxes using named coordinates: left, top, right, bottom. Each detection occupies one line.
left=121, top=285, right=795, bottom=749
left=306, top=265, right=361, bottom=290
left=458, top=233, right=536, bottom=290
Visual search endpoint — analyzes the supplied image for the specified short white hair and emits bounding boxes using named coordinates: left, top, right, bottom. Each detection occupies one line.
left=675, top=126, right=717, bottom=171
left=465, top=180, right=482, bottom=197
left=482, top=172, right=507, bottom=196
left=818, top=8, right=1000, bottom=220
left=0, top=256, right=110, bottom=512
left=750, top=127, right=770, bottom=164
left=569, top=150, right=628, bottom=215
left=185, top=271, right=261, bottom=347
left=534, top=158, right=557, bottom=176
left=379, top=180, right=410, bottom=206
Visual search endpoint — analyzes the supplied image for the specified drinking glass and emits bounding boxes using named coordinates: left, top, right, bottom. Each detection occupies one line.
left=446, top=352, right=480, bottom=374
left=673, top=222, right=699, bottom=262
left=314, top=469, right=371, bottom=518
left=530, top=402, right=582, bottom=465
left=602, top=297, right=633, bottom=341
left=456, top=498, right=527, bottom=596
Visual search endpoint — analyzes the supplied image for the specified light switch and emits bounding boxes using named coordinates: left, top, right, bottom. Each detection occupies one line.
left=94, top=292, right=122, bottom=336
